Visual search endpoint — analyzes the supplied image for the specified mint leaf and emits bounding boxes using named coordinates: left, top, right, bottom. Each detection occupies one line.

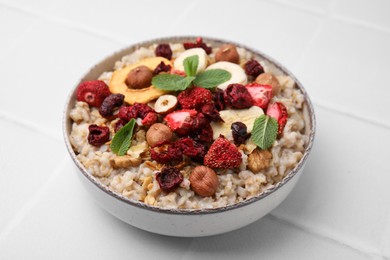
left=183, top=55, right=199, bottom=77
left=110, top=118, right=136, bottom=156
left=152, top=74, right=195, bottom=91
left=193, top=69, right=231, bottom=89
left=251, top=115, right=278, bottom=150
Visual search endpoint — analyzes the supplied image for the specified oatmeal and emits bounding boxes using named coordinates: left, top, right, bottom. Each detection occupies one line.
left=69, top=38, right=309, bottom=210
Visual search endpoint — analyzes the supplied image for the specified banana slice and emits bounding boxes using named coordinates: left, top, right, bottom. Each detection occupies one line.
left=206, top=61, right=247, bottom=90
left=174, top=48, right=208, bottom=74
left=210, top=106, right=264, bottom=140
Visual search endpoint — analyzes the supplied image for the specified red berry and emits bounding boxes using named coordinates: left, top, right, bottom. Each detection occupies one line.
left=118, top=103, right=154, bottom=122
left=178, top=87, right=213, bottom=110
left=156, top=167, right=183, bottom=192
left=245, top=82, right=273, bottom=109
left=244, top=59, right=264, bottom=78
left=204, top=136, right=242, bottom=169
left=201, top=103, right=223, bottom=122
left=150, top=143, right=183, bottom=164
left=87, top=124, right=110, bottom=146
left=176, top=138, right=206, bottom=162
left=164, top=109, right=198, bottom=136
left=99, top=93, right=124, bottom=118
left=183, top=37, right=212, bottom=54
left=153, top=61, right=172, bottom=75
left=141, top=112, right=158, bottom=127
left=155, top=44, right=172, bottom=60
left=266, top=102, right=288, bottom=136
left=224, top=84, right=253, bottom=109
left=76, top=80, right=111, bottom=107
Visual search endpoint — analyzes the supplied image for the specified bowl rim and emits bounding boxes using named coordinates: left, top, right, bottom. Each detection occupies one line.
left=63, top=35, right=316, bottom=215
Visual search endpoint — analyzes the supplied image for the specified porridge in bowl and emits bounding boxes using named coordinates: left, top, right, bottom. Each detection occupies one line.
left=69, top=37, right=309, bottom=210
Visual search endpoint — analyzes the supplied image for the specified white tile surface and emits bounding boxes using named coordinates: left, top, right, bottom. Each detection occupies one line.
left=0, top=0, right=390, bottom=259
left=272, top=106, right=390, bottom=256
left=294, top=19, right=390, bottom=127
left=0, top=120, right=65, bottom=233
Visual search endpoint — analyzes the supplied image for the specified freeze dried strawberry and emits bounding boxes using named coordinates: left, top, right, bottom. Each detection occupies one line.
left=164, top=109, right=197, bottom=136
left=245, top=83, right=273, bottom=109
left=266, top=102, right=288, bottom=135
left=224, top=84, right=253, bottom=109
left=88, top=124, right=110, bottom=146
left=156, top=166, right=183, bottom=192
left=178, top=87, right=213, bottom=110
left=204, top=136, right=242, bottom=169
left=76, top=80, right=111, bottom=107
left=141, top=112, right=158, bottom=127
left=183, top=37, right=212, bottom=54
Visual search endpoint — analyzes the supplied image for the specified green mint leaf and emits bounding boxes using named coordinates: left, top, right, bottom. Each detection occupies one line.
left=251, top=115, right=278, bottom=150
left=152, top=74, right=195, bottom=91
left=110, top=118, right=136, bottom=156
left=193, top=69, right=231, bottom=89
left=183, top=55, right=199, bottom=77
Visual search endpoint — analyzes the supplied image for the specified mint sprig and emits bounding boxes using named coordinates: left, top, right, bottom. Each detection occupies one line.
left=251, top=115, right=278, bottom=150
left=152, top=55, right=231, bottom=91
left=110, top=118, right=136, bottom=156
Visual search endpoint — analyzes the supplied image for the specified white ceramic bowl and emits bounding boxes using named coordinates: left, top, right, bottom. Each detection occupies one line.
left=63, top=36, right=316, bottom=237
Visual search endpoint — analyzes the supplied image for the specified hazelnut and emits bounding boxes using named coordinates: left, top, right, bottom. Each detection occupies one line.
left=189, top=166, right=219, bottom=197
left=255, top=73, right=280, bottom=95
left=146, top=123, right=173, bottom=147
left=215, top=44, right=240, bottom=64
left=125, top=65, right=153, bottom=89
left=154, top=95, right=178, bottom=115
left=247, top=149, right=272, bottom=173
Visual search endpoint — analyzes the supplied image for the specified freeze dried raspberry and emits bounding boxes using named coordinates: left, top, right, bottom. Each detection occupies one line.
left=87, top=124, right=110, bottom=146
left=118, top=103, right=154, bottom=122
left=176, top=138, right=207, bottom=162
left=213, top=88, right=225, bottom=111
left=155, top=43, right=172, bottom=60
left=150, top=143, right=183, bottom=164
left=156, top=166, right=183, bottom=192
left=183, top=37, right=212, bottom=54
left=153, top=61, right=172, bottom=75
left=99, top=93, right=124, bottom=118
left=224, top=84, right=253, bottom=109
left=178, top=87, right=212, bottom=110
left=244, top=59, right=264, bottom=78
left=76, top=80, right=111, bottom=107
left=204, top=136, right=242, bottom=169
left=231, top=122, right=250, bottom=145
left=141, top=112, right=158, bottom=127
left=201, top=103, right=223, bottom=122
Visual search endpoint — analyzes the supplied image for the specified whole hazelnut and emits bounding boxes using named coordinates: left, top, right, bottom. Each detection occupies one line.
left=146, top=123, right=173, bottom=147
left=126, top=65, right=153, bottom=89
left=248, top=149, right=272, bottom=173
left=189, top=166, right=219, bottom=197
left=215, top=44, right=240, bottom=64
left=255, top=73, right=280, bottom=95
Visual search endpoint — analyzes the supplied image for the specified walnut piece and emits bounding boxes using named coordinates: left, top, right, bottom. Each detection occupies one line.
left=247, top=149, right=272, bottom=173
left=110, top=155, right=142, bottom=169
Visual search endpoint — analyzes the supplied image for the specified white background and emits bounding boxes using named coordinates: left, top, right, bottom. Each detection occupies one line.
left=1, top=0, right=389, bottom=259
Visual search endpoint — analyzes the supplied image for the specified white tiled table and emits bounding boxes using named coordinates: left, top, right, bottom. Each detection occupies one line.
left=1, top=0, right=389, bottom=259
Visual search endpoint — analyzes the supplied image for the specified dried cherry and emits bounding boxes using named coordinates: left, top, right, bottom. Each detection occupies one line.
left=99, top=93, right=124, bottom=118
left=224, top=84, right=253, bottom=109
left=88, top=124, right=110, bottom=146
left=155, top=44, right=172, bottom=60
left=156, top=167, right=184, bottom=192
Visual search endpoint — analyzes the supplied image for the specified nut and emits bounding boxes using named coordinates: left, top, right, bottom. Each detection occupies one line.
left=215, top=44, right=239, bottom=64
left=247, top=149, right=272, bottom=173
left=110, top=155, right=142, bottom=169
left=255, top=73, right=280, bottom=95
left=146, top=123, right=173, bottom=147
left=125, top=65, right=153, bottom=89
left=154, top=95, right=178, bottom=114
left=189, top=166, right=219, bottom=197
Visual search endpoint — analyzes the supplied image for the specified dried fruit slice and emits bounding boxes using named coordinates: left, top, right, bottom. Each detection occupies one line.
left=164, top=109, right=197, bottom=136
left=173, top=48, right=208, bottom=74
left=206, top=61, right=247, bottom=90
left=245, top=83, right=273, bottom=109
left=266, top=102, right=288, bottom=135
left=110, top=57, right=172, bottom=104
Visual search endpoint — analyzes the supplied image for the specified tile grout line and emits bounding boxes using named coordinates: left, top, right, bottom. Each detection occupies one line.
left=0, top=158, right=69, bottom=243
left=268, top=213, right=384, bottom=259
